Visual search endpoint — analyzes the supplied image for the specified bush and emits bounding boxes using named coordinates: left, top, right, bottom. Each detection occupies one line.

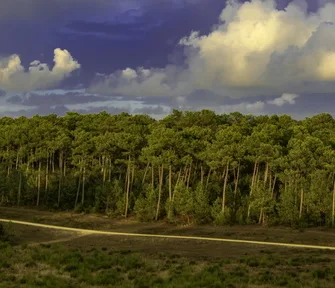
left=0, top=222, right=13, bottom=243
left=0, top=224, right=4, bottom=237
left=134, top=185, right=156, bottom=222
left=193, top=184, right=212, bottom=224
left=172, top=183, right=195, bottom=223
left=211, top=198, right=231, bottom=225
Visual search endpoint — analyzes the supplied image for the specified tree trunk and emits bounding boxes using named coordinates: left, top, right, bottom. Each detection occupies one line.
left=222, top=162, right=229, bottom=214
left=75, top=176, right=81, bottom=209
left=81, top=166, right=86, bottom=206
left=52, top=152, right=55, bottom=173
left=131, top=163, right=135, bottom=186
left=205, top=168, right=212, bottom=190
left=259, top=162, right=269, bottom=225
left=57, top=151, right=63, bottom=207
left=167, top=164, right=173, bottom=217
left=102, top=156, right=106, bottom=184
left=200, top=165, right=204, bottom=186
left=186, top=162, right=192, bottom=189
left=17, top=162, right=22, bottom=206
left=155, top=164, right=164, bottom=221
left=250, top=161, right=258, bottom=195
left=263, top=162, right=269, bottom=186
left=248, top=161, right=258, bottom=219
left=45, top=154, right=49, bottom=204
left=124, top=155, right=131, bottom=218
left=299, top=185, right=304, bottom=219
left=182, top=164, right=188, bottom=184
left=168, top=165, right=172, bottom=202
left=271, top=175, right=277, bottom=199
left=37, top=161, right=41, bottom=206
left=4, top=163, right=10, bottom=204
left=233, top=162, right=240, bottom=202
left=15, top=153, right=19, bottom=170
left=332, top=180, right=335, bottom=226
left=64, top=158, right=67, bottom=177
left=151, top=164, right=155, bottom=188
left=172, top=169, right=181, bottom=202
left=142, top=163, right=149, bottom=184
left=108, top=158, right=112, bottom=182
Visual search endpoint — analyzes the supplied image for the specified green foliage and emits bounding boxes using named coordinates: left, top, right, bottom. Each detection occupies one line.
left=171, top=183, right=195, bottom=223
left=0, top=222, right=14, bottom=243
left=105, top=180, right=124, bottom=217
left=277, top=183, right=300, bottom=226
left=134, top=185, right=156, bottom=222
left=0, top=111, right=334, bottom=227
left=0, top=241, right=335, bottom=288
left=193, top=184, right=212, bottom=224
left=211, top=198, right=231, bottom=225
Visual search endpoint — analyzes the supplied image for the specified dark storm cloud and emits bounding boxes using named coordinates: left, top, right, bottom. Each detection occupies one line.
left=0, top=90, right=6, bottom=97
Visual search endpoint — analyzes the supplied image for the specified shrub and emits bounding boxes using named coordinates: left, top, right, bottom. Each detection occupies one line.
left=211, top=198, right=231, bottom=225
left=134, top=185, right=156, bottom=222
left=193, top=184, right=212, bottom=224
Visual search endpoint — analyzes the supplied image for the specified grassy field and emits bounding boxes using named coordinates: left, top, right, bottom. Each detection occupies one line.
left=1, top=232, right=335, bottom=287
left=1, top=208, right=335, bottom=287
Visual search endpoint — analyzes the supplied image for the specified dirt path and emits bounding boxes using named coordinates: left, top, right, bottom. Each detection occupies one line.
left=1, top=218, right=335, bottom=251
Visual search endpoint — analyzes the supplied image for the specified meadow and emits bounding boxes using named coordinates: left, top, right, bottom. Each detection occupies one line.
left=1, top=219, right=335, bottom=288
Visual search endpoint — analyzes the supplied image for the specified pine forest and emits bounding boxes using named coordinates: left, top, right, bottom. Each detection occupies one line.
left=0, top=110, right=334, bottom=227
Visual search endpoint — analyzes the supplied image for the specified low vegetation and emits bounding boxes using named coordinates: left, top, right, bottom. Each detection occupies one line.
left=1, top=239, right=335, bottom=288
left=0, top=111, right=335, bottom=227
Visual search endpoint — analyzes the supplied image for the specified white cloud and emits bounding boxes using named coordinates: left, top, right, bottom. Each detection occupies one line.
left=91, top=66, right=191, bottom=97
left=89, top=0, right=335, bottom=98
left=121, top=68, right=138, bottom=80
left=0, top=48, right=80, bottom=92
left=267, top=93, right=299, bottom=106
left=182, top=92, right=299, bottom=115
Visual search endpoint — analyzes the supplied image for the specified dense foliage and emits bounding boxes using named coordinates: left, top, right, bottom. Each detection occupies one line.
left=0, top=110, right=334, bottom=227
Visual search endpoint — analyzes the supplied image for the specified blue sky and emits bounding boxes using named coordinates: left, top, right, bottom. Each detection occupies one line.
left=0, top=0, right=334, bottom=119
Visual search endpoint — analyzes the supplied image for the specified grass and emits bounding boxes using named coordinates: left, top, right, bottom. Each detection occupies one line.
left=0, top=240, right=335, bottom=287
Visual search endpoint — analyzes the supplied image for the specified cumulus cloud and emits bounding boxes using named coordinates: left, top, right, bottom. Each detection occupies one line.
left=0, top=48, right=80, bottom=92
left=89, top=0, right=335, bottom=98
left=267, top=93, right=299, bottom=106
left=91, top=66, right=190, bottom=97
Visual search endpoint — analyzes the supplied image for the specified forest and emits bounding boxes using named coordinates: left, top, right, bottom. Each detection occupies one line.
left=0, top=110, right=334, bottom=227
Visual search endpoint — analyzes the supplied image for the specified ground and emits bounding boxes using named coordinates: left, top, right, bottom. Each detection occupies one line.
left=1, top=207, right=335, bottom=287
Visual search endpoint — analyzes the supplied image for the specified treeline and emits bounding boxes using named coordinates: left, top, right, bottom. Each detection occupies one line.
left=0, top=110, right=334, bottom=227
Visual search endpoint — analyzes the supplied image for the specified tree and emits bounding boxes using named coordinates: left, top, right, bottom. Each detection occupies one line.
left=0, top=111, right=333, bottom=228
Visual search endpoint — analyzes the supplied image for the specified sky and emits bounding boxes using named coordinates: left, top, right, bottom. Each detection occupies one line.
left=1, top=0, right=335, bottom=119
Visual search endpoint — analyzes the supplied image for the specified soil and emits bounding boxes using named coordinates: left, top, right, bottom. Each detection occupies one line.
left=1, top=207, right=335, bottom=260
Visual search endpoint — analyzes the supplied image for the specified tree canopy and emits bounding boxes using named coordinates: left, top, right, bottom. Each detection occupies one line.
left=0, top=111, right=334, bottom=227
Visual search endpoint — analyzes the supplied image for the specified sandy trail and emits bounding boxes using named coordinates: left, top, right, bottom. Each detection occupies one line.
left=1, top=218, right=335, bottom=251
